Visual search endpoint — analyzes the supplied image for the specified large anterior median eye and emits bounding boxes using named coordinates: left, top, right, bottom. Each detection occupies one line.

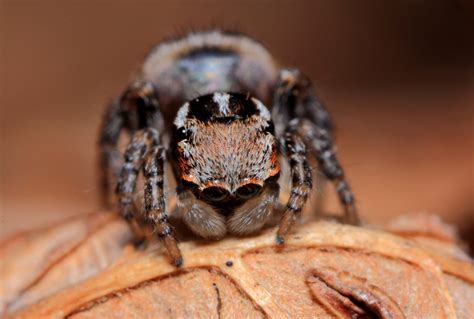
left=236, top=184, right=262, bottom=199
left=201, top=187, right=230, bottom=202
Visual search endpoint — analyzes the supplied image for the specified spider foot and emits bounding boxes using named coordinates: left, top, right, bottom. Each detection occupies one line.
left=343, top=205, right=361, bottom=226
left=163, top=235, right=183, bottom=268
left=173, top=257, right=184, bottom=268
left=276, top=235, right=285, bottom=245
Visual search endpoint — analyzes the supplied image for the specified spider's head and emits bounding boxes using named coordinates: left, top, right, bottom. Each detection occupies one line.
left=173, top=92, right=280, bottom=210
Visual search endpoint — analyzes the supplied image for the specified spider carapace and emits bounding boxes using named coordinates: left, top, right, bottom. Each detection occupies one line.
left=99, top=30, right=359, bottom=267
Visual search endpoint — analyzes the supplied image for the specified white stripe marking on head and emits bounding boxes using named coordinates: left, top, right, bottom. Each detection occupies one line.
left=174, top=102, right=190, bottom=127
left=251, top=97, right=271, bottom=121
left=213, top=92, right=231, bottom=116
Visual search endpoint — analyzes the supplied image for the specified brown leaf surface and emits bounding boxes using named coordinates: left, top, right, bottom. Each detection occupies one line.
left=1, top=212, right=473, bottom=318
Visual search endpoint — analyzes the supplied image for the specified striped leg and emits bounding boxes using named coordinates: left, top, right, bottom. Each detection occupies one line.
left=273, top=67, right=360, bottom=237
left=301, top=122, right=360, bottom=225
left=277, top=132, right=313, bottom=243
left=143, top=145, right=182, bottom=266
left=117, top=128, right=159, bottom=245
left=99, top=80, right=163, bottom=209
left=292, top=119, right=360, bottom=225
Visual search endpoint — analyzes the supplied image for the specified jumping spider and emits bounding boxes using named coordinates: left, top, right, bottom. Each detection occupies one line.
left=99, top=30, right=359, bottom=267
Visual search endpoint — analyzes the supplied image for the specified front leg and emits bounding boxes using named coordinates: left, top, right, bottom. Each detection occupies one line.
left=277, top=132, right=313, bottom=243
left=143, top=145, right=182, bottom=266
left=116, top=128, right=159, bottom=245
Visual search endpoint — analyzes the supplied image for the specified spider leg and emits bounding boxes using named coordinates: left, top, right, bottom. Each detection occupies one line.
left=98, top=80, right=164, bottom=208
left=272, top=68, right=333, bottom=137
left=98, top=99, right=123, bottom=208
left=117, top=129, right=158, bottom=245
left=143, top=144, right=182, bottom=267
left=298, top=120, right=360, bottom=225
left=276, top=132, right=313, bottom=243
left=114, top=80, right=181, bottom=265
left=273, top=68, right=359, bottom=243
left=120, top=80, right=164, bottom=132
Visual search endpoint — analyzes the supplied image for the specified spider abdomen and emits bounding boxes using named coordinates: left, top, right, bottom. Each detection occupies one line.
left=141, top=31, right=278, bottom=116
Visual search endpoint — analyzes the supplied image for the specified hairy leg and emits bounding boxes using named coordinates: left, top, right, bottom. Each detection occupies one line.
left=277, top=132, right=313, bottom=243
left=99, top=79, right=164, bottom=208
left=296, top=120, right=360, bottom=225
left=143, top=145, right=182, bottom=266
left=116, top=128, right=159, bottom=245
left=273, top=68, right=360, bottom=242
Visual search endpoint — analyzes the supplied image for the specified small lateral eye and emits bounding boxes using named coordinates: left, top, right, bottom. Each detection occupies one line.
left=264, top=121, right=275, bottom=134
left=236, top=184, right=262, bottom=199
left=174, top=127, right=189, bottom=141
left=201, top=187, right=229, bottom=202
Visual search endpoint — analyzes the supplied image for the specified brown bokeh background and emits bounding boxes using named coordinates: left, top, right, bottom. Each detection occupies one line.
left=1, top=1, right=473, bottom=247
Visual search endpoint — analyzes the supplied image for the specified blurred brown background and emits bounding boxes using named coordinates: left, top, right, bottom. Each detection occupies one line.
left=1, top=1, right=473, bottom=246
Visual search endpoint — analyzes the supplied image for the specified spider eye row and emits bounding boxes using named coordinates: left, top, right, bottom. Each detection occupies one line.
left=201, top=187, right=229, bottom=202
left=195, top=184, right=263, bottom=202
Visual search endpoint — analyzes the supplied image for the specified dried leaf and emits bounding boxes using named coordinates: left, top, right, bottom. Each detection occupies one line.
left=1, top=212, right=472, bottom=318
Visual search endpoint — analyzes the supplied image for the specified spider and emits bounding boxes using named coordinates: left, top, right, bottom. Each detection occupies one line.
left=99, top=30, right=360, bottom=267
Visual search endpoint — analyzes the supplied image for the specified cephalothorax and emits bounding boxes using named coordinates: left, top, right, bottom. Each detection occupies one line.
left=99, top=31, right=359, bottom=266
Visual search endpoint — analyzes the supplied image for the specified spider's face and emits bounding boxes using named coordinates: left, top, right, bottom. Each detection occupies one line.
left=173, top=92, right=280, bottom=210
